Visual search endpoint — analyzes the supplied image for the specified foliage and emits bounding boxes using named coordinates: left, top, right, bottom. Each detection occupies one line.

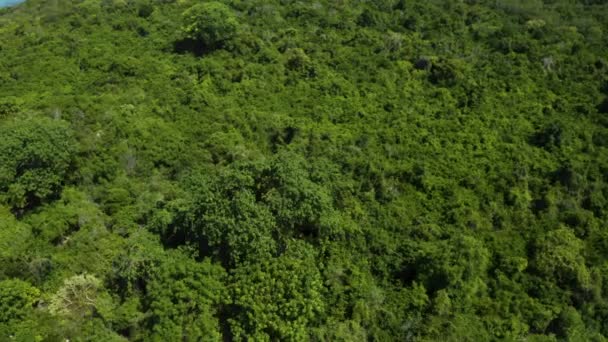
left=0, top=0, right=607, bottom=340
left=0, top=207, right=32, bottom=277
left=182, top=2, right=239, bottom=49
left=0, top=279, right=40, bottom=324
left=145, top=252, right=225, bottom=341
left=229, top=241, right=325, bottom=340
left=0, top=117, right=75, bottom=209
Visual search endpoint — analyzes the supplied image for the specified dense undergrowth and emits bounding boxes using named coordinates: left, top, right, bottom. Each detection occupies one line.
left=1, top=0, right=608, bottom=340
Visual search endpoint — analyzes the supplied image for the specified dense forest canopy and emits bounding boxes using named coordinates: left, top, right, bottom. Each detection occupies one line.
left=0, top=0, right=608, bottom=340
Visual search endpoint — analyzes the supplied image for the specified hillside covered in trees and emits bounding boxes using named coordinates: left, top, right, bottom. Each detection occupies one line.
left=1, top=0, right=608, bottom=340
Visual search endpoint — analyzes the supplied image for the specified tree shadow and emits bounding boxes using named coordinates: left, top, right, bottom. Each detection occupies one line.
left=597, top=97, right=608, bottom=114
left=173, top=38, right=213, bottom=57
